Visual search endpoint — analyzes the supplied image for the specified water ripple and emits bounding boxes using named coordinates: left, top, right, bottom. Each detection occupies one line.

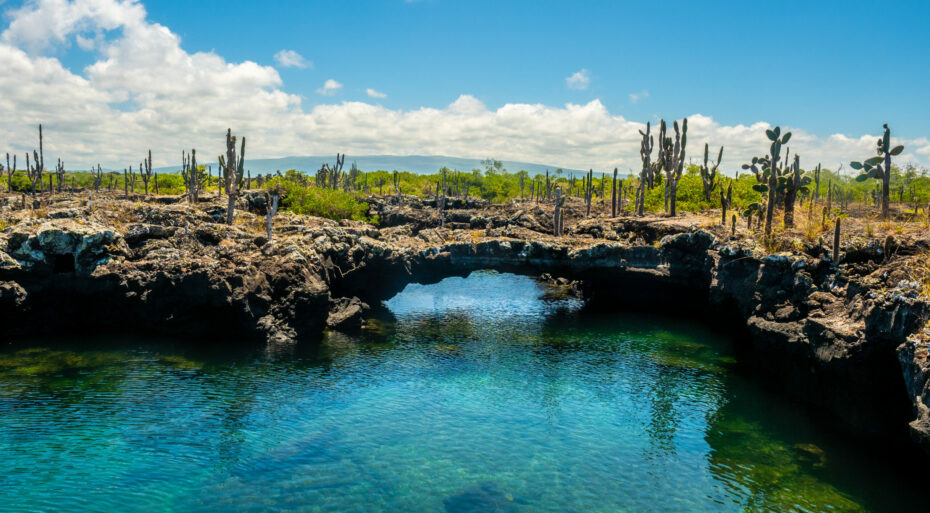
left=0, top=271, right=920, bottom=512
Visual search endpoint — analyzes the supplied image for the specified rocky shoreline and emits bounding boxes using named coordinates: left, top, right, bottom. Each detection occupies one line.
left=2, top=192, right=930, bottom=455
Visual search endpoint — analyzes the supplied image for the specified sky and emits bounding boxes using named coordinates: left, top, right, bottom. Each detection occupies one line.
left=0, top=0, right=928, bottom=173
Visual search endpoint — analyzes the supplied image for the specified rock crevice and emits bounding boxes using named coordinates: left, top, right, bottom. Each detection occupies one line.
left=2, top=199, right=930, bottom=454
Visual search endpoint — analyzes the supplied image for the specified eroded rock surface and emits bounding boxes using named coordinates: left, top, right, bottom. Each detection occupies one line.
left=2, top=194, right=930, bottom=454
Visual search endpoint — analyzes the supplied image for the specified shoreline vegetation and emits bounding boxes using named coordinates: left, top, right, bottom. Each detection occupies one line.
left=3, top=122, right=930, bottom=460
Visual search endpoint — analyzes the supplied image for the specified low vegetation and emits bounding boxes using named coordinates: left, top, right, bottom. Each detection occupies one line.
left=3, top=122, right=928, bottom=255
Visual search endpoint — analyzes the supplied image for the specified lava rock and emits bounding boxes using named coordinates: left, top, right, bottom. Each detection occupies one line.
left=326, top=296, right=370, bottom=332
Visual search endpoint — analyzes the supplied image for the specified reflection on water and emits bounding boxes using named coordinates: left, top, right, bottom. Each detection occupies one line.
left=0, top=270, right=922, bottom=512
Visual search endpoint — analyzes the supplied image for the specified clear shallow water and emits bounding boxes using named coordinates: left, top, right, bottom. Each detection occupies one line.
left=0, top=271, right=923, bottom=512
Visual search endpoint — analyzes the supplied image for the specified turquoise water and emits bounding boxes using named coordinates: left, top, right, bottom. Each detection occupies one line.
left=0, top=271, right=923, bottom=512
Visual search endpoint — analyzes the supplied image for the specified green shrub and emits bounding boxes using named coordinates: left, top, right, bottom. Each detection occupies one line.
left=264, top=178, right=370, bottom=222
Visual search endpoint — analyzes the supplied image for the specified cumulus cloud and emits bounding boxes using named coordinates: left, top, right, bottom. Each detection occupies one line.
left=366, top=88, right=387, bottom=99
left=0, top=0, right=926, bottom=174
left=316, top=79, right=342, bottom=96
left=565, top=69, right=590, bottom=90
left=273, top=49, right=309, bottom=69
left=1, top=0, right=147, bottom=53
left=629, top=90, right=649, bottom=104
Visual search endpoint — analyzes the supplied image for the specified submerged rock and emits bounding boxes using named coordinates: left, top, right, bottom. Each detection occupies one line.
left=443, top=482, right=523, bottom=513
left=793, top=443, right=827, bottom=468
left=2, top=194, right=930, bottom=459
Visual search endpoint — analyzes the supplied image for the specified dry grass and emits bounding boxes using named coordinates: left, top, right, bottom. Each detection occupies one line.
left=902, top=252, right=930, bottom=297
left=233, top=214, right=265, bottom=235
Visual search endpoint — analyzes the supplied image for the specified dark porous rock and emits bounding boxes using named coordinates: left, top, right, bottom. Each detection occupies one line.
left=327, top=296, right=370, bottom=332
left=898, top=338, right=930, bottom=451
left=0, top=280, right=27, bottom=310
left=4, top=220, right=127, bottom=275
left=204, top=205, right=227, bottom=222
left=194, top=226, right=223, bottom=245
left=124, top=223, right=175, bottom=246
left=4, top=195, right=930, bottom=459
left=47, top=208, right=80, bottom=219
left=243, top=190, right=270, bottom=214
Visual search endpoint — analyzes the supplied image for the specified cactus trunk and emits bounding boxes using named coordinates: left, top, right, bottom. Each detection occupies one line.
left=611, top=168, right=617, bottom=217
left=882, top=151, right=890, bottom=219
left=833, top=217, right=841, bottom=264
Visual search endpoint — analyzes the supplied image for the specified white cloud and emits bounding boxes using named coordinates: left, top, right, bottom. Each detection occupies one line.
left=1, top=0, right=147, bottom=53
left=566, top=69, right=590, bottom=90
left=913, top=139, right=930, bottom=156
left=75, top=33, right=96, bottom=50
left=316, top=79, right=342, bottom=96
left=0, top=0, right=926, bottom=175
left=273, top=49, right=310, bottom=69
left=629, top=90, right=649, bottom=104
left=366, top=88, right=387, bottom=99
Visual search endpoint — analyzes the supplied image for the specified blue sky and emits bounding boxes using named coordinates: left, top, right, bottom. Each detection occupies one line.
left=126, top=0, right=929, bottom=138
left=1, top=0, right=928, bottom=170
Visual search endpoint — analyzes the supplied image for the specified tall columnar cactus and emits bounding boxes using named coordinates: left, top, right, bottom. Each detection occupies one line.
left=779, top=154, right=811, bottom=228
left=658, top=120, right=670, bottom=213
left=6, top=153, right=15, bottom=192
left=331, top=153, right=344, bottom=189
left=611, top=167, right=618, bottom=217
left=438, top=192, right=447, bottom=229
left=720, top=179, right=732, bottom=225
left=585, top=169, right=593, bottom=217
left=618, top=178, right=624, bottom=213
left=218, top=129, right=246, bottom=225
left=812, top=163, right=822, bottom=201
left=699, top=143, right=724, bottom=202
left=124, top=166, right=138, bottom=197
left=182, top=149, right=206, bottom=203
left=55, top=158, right=65, bottom=192
left=317, top=153, right=345, bottom=189
left=833, top=217, right=841, bottom=264
left=852, top=124, right=902, bottom=219
left=347, top=162, right=362, bottom=192
left=92, top=164, right=103, bottom=192
left=141, top=150, right=153, bottom=195
left=658, top=118, right=687, bottom=217
left=635, top=122, right=654, bottom=216
left=553, top=187, right=564, bottom=236
left=25, top=124, right=44, bottom=195
left=266, top=185, right=280, bottom=241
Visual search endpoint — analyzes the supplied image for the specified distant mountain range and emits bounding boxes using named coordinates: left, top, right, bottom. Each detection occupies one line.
left=154, top=155, right=587, bottom=177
